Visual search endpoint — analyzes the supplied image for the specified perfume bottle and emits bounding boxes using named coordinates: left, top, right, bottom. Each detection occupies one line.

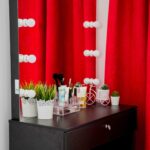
left=77, top=86, right=87, bottom=108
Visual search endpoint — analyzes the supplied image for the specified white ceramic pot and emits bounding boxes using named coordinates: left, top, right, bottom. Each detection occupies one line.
left=21, top=98, right=37, bottom=117
left=111, top=96, right=120, bottom=106
left=97, top=89, right=110, bottom=100
left=37, top=100, right=54, bottom=119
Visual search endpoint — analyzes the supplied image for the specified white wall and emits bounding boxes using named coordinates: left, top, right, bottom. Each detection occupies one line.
left=0, top=0, right=11, bottom=150
left=96, top=0, right=109, bottom=85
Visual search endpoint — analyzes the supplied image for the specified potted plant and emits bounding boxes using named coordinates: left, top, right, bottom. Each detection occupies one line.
left=97, top=84, right=110, bottom=100
left=111, top=91, right=120, bottom=106
left=35, top=83, right=56, bottom=119
left=20, top=82, right=37, bottom=117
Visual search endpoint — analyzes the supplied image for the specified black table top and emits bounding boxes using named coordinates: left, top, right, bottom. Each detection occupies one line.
left=11, top=104, right=136, bottom=132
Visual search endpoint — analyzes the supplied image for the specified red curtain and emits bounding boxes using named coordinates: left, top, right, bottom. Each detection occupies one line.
left=19, top=0, right=96, bottom=85
left=105, top=0, right=149, bottom=149
left=19, top=0, right=46, bottom=84
left=146, top=1, right=150, bottom=150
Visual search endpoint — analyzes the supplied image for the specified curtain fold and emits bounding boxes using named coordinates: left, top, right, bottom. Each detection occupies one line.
left=105, top=0, right=149, bottom=149
left=83, top=0, right=96, bottom=78
left=19, top=0, right=46, bottom=84
left=45, top=0, right=65, bottom=84
left=19, top=0, right=96, bottom=85
left=146, top=1, right=150, bottom=150
left=72, top=0, right=85, bottom=83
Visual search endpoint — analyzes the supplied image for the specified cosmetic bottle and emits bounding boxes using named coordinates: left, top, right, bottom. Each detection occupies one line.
left=69, top=87, right=80, bottom=112
left=58, top=86, right=66, bottom=107
left=72, top=87, right=77, bottom=106
left=77, top=86, right=87, bottom=108
left=65, top=87, right=69, bottom=103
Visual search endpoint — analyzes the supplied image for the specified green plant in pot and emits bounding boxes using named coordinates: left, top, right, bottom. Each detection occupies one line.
left=100, top=84, right=109, bottom=90
left=97, top=84, right=110, bottom=105
left=20, top=82, right=37, bottom=118
left=35, top=83, right=57, bottom=119
left=111, top=91, right=120, bottom=106
left=111, top=91, right=119, bottom=97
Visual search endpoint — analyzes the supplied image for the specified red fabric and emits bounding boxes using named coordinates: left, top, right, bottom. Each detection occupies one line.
left=19, top=0, right=46, bottom=84
left=19, top=0, right=96, bottom=85
left=105, top=0, right=149, bottom=149
left=146, top=1, right=150, bottom=150
left=83, top=0, right=96, bottom=78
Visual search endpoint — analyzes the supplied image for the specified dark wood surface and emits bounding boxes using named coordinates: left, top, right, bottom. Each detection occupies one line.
left=64, top=105, right=137, bottom=150
left=17, top=104, right=136, bottom=131
left=10, top=104, right=137, bottom=150
left=10, top=120, right=64, bottom=150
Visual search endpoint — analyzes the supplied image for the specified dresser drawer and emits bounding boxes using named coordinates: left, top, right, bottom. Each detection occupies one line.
left=65, top=119, right=110, bottom=150
left=65, top=108, right=137, bottom=150
left=108, top=108, right=137, bottom=141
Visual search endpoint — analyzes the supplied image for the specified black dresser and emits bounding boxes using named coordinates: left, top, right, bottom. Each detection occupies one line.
left=9, top=104, right=137, bottom=150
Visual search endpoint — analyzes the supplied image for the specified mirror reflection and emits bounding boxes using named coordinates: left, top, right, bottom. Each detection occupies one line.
left=18, top=0, right=101, bottom=119
left=18, top=0, right=97, bottom=85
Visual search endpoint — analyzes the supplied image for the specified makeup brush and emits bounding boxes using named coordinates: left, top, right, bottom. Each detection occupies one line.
left=53, top=73, right=59, bottom=91
left=58, top=74, right=64, bottom=85
left=68, top=78, right=72, bottom=87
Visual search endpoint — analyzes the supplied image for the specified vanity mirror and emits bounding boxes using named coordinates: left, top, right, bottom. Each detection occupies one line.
left=9, top=0, right=112, bottom=120
left=18, top=0, right=97, bottom=86
left=11, top=0, right=102, bottom=119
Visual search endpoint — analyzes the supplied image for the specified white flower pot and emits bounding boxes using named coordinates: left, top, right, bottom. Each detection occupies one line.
left=21, top=98, right=37, bottom=117
left=111, top=96, right=120, bottom=106
left=97, top=89, right=110, bottom=100
left=37, top=100, right=54, bottom=119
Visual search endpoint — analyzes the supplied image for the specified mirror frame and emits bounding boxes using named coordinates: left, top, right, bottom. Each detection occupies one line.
left=9, top=0, right=19, bottom=119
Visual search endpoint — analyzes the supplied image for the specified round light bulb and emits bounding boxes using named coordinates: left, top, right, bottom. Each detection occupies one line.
left=28, top=90, right=36, bottom=98
left=23, top=55, right=28, bottom=62
left=83, top=50, right=90, bottom=56
left=93, top=21, right=100, bottom=28
left=22, top=19, right=28, bottom=27
left=19, top=54, right=24, bottom=62
left=89, top=22, right=94, bottom=28
left=89, top=50, right=93, bottom=56
left=27, top=18, right=36, bottom=27
left=93, top=79, right=100, bottom=85
left=89, top=78, right=93, bottom=84
left=18, top=19, right=23, bottom=27
left=93, top=50, right=100, bottom=57
left=28, top=55, right=36, bottom=63
left=84, top=78, right=89, bottom=84
left=83, top=21, right=90, bottom=28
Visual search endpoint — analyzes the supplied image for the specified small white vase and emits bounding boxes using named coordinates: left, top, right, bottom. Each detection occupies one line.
left=37, top=100, right=54, bottom=119
left=21, top=98, right=37, bottom=117
left=97, top=89, right=110, bottom=100
left=111, top=96, right=120, bottom=106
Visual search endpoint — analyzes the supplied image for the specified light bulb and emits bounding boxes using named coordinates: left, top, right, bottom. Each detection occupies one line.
left=27, top=18, right=36, bottom=27
left=93, top=79, right=100, bottom=85
left=28, top=55, right=36, bottom=63
left=83, top=50, right=90, bottom=56
left=83, top=21, right=90, bottom=28
left=93, top=50, right=100, bottom=57
left=84, top=78, right=89, bottom=84
left=28, top=90, right=36, bottom=98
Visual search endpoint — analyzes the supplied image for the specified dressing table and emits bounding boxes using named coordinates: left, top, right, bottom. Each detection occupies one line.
left=9, top=0, right=137, bottom=150
left=10, top=105, right=137, bottom=150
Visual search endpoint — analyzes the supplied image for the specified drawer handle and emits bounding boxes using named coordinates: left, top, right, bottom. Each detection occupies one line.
left=105, top=124, right=111, bottom=131
left=105, top=124, right=108, bottom=129
left=107, top=124, right=111, bottom=131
